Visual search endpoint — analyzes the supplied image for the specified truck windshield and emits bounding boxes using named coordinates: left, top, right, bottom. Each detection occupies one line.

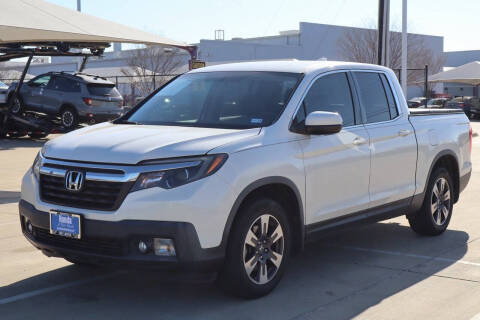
left=126, top=71, right=302, bottom=129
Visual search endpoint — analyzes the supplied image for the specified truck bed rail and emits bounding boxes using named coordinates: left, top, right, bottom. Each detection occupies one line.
left=409, top=108, right=465, bottom=116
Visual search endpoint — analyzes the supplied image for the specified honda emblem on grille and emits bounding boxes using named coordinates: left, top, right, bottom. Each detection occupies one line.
left=65, top=171, right=84, bottom=192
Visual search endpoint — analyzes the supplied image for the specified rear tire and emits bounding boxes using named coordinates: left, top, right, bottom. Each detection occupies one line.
left=217, top=197, right=291, bottom=299
left=60, top=107, right=78, bottom=129
left=408, top=167, right=454, bottom=236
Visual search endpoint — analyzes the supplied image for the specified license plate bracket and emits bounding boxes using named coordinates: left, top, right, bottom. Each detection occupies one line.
left=49, top=211, right=81, bottom=239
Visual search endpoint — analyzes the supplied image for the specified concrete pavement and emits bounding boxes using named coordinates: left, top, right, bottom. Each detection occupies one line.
left=1, top=123, right=480, bottom=319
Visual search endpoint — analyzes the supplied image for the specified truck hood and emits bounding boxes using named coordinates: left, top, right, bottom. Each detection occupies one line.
left=43, top=122, right=261, bottom=164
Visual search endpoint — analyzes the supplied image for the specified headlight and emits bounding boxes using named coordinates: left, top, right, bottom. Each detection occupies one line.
left=130, top=154, right=228, bottom=192
left=32, top=152, right=42, bottom=180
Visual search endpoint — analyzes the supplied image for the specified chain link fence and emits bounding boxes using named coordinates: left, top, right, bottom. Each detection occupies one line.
left=391, top=66, right=437, bottom=99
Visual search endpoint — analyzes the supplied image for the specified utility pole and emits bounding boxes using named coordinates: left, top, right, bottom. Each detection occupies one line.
left=377, top=0, right=390, bottom=66
left=77, top=0, right=81, bottom=12
left=401, top=0, right=407, bottom=96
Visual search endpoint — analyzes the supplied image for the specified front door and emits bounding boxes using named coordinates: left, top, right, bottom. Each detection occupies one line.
left=25, top=75, right=52, bottom=111
left=294, top=72, right=371, bottom=224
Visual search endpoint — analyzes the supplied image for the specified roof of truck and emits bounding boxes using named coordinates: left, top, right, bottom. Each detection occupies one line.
left=189, top=60, right=392, bottom=74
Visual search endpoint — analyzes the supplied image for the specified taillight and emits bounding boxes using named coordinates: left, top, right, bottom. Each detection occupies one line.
left=469, top=125, right=473, bottom=153
left=459, top=103, right=465, bottom=108
left=83, top=97, right=92, bottom=106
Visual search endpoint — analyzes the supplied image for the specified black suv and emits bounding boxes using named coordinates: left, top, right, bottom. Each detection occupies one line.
left=8, top=72, right=124, bottom=128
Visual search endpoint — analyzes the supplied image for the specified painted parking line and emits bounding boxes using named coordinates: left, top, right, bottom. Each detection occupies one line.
left=0, top=271, right=126, bottom=305
left=325, top=244, right=480, bottom=267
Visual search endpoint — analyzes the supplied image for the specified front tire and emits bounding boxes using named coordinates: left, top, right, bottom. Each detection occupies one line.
left=218, top=197, right=291, bottom=299
left=8, top=94, right=24, bottom=115
left=408, top=167, right=454, bottom=236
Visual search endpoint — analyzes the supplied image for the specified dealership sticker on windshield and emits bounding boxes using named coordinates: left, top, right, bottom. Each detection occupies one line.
left=250, top=118, right=263, bottom=124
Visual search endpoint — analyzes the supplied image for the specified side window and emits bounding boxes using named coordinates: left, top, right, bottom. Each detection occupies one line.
left=31, top=75, right=51, bottom=87
left=300, top=72, right=355, bottom=127
left=380, top=74, right=399, bottom=118
left=353, top=72, right=390, bottom=123
left=51, top=77, right=81, bottom=92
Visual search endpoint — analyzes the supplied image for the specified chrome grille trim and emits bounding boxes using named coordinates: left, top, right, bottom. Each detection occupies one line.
left=39, top=155, right=202, bottom=183
left=39, top=167, right=67, bottom=177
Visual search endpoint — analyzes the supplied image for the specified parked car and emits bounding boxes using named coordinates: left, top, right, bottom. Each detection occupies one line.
left=20, top=61, right=472, bottom=298
left=7, top=72, right=124, bottom=129
left=446, top=96, right=480, bottom=119
left=0, top=80, right=8, bottom=105
left=425, top=98, right=449, bottom=108
left=407, top=96, right=427, bottom=108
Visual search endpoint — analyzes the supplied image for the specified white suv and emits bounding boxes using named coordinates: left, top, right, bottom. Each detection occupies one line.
left=20, top=61, right=472, bottom=298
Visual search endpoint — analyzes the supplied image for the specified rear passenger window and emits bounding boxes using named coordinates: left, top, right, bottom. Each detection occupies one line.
left=51, top=77, right=80, bottom=92
left=380, top=74, right=398, bottom=118
left=353, top=72, right=390, bottom=123
left=300, top=72, right=355, bottom=127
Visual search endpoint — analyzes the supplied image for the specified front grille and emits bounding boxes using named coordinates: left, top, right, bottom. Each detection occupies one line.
left=40, top=174, right=133, bottom=211
left=33, top=227, right=123, bottom=256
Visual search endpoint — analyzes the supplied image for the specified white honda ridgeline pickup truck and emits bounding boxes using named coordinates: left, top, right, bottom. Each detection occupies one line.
left=20, top=61, right=472, bottom=298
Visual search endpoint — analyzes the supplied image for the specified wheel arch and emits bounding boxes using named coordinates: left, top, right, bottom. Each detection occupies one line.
left=59, top=103, right=77, bottom=115
left=411, top=149, right=460, bottom=212
left=220, top=176, right=305, bottom=256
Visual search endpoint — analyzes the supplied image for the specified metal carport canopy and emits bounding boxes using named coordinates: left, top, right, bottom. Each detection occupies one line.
left=0, top=0, right=187, bottom=47
left=428, top=61, right=480, bottom=86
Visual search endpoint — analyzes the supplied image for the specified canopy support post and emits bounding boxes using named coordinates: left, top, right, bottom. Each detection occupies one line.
left=14, top=51, right=34, bottom=97
left=424, top=65, right=429, bottom=99
left=78, top=55, right=88, bottom=72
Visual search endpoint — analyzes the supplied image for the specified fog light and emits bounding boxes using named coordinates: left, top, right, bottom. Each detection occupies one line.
left=138, top=241, right=148, bottom=253
left=153, top=238, right=176, bottom=256
left=26, top=220, right=33, bottom=233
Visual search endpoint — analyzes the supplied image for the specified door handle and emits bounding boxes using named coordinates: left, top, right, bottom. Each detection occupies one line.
left=398, top=129, right=411, bottom=136
left=353, top=137, right=367, bottom=146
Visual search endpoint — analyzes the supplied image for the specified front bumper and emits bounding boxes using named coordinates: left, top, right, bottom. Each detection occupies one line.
left=19, top=200, right=224, bottom=271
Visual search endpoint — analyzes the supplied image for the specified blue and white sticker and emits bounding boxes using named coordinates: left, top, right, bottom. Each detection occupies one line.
left=250, top=118, right=263, bottom=124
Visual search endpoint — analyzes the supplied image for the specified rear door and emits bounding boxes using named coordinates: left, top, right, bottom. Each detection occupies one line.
left=295, top=72, right=371, bottom=224
left=43, top=76, right=81, bottom=114
left=352, top=71, right=417, bottom=208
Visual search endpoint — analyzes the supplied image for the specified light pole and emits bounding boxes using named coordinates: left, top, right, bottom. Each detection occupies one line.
left=77, top=0, right=81, bottom=12
left=377, top=0, right=390, bottom=66
left=401, top=0, right=408, bottom=96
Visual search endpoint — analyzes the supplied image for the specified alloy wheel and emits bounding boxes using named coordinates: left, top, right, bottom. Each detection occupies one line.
left=243, top=214, right=284, bottom=285
left=430, top=177, right=451, bottom=226
left=62, top=111, right=74, bottom=127
left=11, top=97, right=21, bottom=113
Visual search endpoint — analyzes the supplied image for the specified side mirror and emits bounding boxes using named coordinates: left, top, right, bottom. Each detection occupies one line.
left=305, top=111, right=343, bottom=135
